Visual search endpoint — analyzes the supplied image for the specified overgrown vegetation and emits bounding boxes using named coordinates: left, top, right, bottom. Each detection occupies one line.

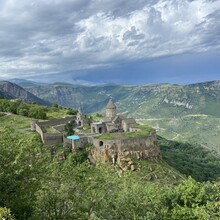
left=0, top=99, right=47, bottom=119
left=0, top=102, right=220, bottom=219
left=159, top=136, right=220, bottom=182
left=64, top=120, right=76, bottom=136
left=96, top=124, right=154, bottom=140
left=0, top=125, right=219, bottom=219
left=0, top=99, right=77, bottom=120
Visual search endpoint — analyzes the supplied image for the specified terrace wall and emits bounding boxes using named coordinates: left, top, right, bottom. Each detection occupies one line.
left=38, top=117, right=74, bottom=127
left=91, top=131, right=160, bottom=162
left=31, top=118, right=74, bottom=145
left=43, top=133, right=63, bottom=145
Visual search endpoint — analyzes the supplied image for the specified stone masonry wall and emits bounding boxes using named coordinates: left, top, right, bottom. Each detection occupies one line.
left=35, top=123, right=44, bottom=142
left=43, top=133, right=63, bottom=145
left=91, top=131, right=160, bottom=163
left=32, top=119, right=68, bottom=146
left=38, top=117, right=74, bottom=128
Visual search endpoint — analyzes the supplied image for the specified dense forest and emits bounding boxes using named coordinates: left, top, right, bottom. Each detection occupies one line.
left=0, top=98, right=76, bottom=119
left=0, top=100, right=220, bottom=219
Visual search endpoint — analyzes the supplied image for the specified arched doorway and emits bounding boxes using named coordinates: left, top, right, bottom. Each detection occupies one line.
left=99, top=141, right=104, bottom=147
left=99, top=127, right=102, bottom=134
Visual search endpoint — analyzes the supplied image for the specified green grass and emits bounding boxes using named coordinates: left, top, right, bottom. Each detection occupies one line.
left=0, top=114, right=31, bottom=130
left=124, top=129, right=153, bottom=138
left=0, top=112, right=5, bottom=117
left=89, top=114, right=102, bottom=122
left=0, top=114, right=37, bottom=138
left=42, top=126, right=60, bottom=134
left=78, top=123, right=91, bottom=133
left=140, top=115, right=220, bottom=155
left=130, top=160, right=185, bottom=185
left=46, top=107, right=73, bottom=119
left=95, top=133, right=121, bottom=140
left=95, top=125, right=153, bottom=140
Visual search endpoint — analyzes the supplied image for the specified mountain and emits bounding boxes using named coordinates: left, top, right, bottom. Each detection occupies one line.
left=0, top=81, right=50, bottom=106
left=9, top=78, right=49, bottom=87
left=22, top=80, right=220, bottom=154
left=23, top=80, right=220, bottom=116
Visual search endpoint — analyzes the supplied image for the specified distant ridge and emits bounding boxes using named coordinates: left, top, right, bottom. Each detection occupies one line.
left=21, top=79, right=220, bottom=115
left=9, top=78, right=49, bottom=87
left=0, top=81, right=50, bottom=106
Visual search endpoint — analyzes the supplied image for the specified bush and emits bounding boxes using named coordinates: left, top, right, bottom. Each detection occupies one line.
left=66, top=108, right=77, bottom=115
left=28, top=106, right=47, bottom=119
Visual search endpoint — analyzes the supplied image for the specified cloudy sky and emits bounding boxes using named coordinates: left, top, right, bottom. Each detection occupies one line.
left=0, top=0, right=220, bottom=85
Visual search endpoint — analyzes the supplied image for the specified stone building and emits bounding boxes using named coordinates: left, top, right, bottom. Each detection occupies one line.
left=91, top=130, right=160, bottom=163
left=90, top=99, right=136, bottom=134
left=76, top=107, right=90, bottom=127
left=31, top=99, right=161, bottom=163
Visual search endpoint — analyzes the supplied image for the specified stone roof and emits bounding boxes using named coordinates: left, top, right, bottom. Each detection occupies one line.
left=101, top=117, right=112, bottom=123
left=78, top=107, right=83, bottom=114
left=106, top=99, right=116, bottom=109
left=112, top=115, right=125, bottom=123
left=122, top=118, right=136, bottom=124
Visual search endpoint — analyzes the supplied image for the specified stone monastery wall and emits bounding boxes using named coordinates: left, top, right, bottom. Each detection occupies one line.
left=38, top=117, right=74, bottom=127
left=43, top=133, right=63, bottom=145
left=32, top=118, right=74, bottom=145
left=91, top=131, right=160, bottom=163
left=35, top=123, right=44, bottom=141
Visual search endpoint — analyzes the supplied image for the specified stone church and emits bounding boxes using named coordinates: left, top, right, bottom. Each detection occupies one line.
left=90, top=99, right=136, bottom=134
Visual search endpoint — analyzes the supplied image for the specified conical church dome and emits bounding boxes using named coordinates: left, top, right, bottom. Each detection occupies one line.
left=106, top=98, right=116, bottom=109
left=105, top=98, right=117, bottom=118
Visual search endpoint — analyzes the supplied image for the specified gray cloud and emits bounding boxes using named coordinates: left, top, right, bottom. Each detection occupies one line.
left=0, top=0, right=219, bottom=80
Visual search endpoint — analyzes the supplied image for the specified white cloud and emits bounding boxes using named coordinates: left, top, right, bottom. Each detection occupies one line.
left=0, top=0, right=219, bottom=80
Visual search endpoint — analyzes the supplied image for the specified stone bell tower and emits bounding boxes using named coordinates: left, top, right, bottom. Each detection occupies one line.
left=105, top=98, right=117, bottom=118
left=76, top=107, right=85, bottom=127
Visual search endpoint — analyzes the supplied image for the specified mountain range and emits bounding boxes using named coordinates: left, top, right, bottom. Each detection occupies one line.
left=2, top=79, right=220, bottom=155
left=0, top=81, right=50, bottom=106
left=19, top=80, right=220, bottom=117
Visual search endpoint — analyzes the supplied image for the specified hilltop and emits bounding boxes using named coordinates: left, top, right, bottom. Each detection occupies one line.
left=0, top=99, right=220, bottom=219
left=0, top=81, right=50, bottom=106
left=15, top=80, right=220, bottom=155
left=17, top=80, right=220, bottom=117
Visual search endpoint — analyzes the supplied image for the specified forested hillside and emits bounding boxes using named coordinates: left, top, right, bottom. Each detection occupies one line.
left=0, top=81, right=50, bottom=106
left=0, top=101, right=220, bottom=219
left=22, top=81, right=220, bottom=117
left=20, top=80, right=220, bottom=155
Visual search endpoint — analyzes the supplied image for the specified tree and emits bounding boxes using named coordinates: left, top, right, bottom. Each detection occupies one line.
left=17, top=103, right=29, bottom=116
left=66, top=108, right=77, bottom=115
left=28, top=106, right=47, bottom=119
left=166, top=177, right=220, bottom=219
left=52, top=103, right=59, bottom=108
left=64, top=120, right=75, bottom=136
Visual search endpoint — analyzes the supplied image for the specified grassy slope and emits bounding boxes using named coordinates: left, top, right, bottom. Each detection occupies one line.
left=24, top=81, right=220, bottom=155
left=0, top=112, right=184, bottom=186
left=96, top=124, right=154, bottom=140
left=1, top=110, right=219, bottom=182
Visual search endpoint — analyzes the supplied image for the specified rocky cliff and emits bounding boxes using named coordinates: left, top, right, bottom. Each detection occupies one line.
left=91, top=131, right=161, bottom=164
left=0, top=81, right=50, bottom=106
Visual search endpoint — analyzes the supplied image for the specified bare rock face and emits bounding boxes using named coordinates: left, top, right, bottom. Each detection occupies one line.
left=117, top=157, right=139, bottom=173
left=91, top=131, right=161, bottom=165
left=0, top=81, right=50, bottom=105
